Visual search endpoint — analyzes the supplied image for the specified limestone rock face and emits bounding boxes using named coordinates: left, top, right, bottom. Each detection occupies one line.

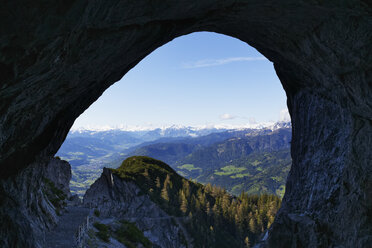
left=45, top=157, right=72, bottom=197
left=84, top=168, right=189, bottom=248
left=0, top=157, right=73, bottom=247
left=0, top=1, right=371, bottom=247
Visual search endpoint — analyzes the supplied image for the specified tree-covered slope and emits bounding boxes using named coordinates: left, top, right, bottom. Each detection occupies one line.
left=127, top=128, right=292, bottom=197
left=175, top=128, right=291, bottom=170
left=193, top=149, right=291, bottom=197
left=112, top=156, right=281, bottom=247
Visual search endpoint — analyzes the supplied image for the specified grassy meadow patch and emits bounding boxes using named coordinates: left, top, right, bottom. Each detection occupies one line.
left=214, top=165, right=246, bottom=176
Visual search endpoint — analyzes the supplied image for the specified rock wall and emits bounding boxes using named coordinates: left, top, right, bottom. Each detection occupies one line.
left=0, top=1, right=371, bottom=247
left=45, top=157, right=72, bottom=198
left=84, top=168, right=189, bottom=248
left=0, top=157, right=72, bottom=248
left=260, top=91, right=372, bottom=247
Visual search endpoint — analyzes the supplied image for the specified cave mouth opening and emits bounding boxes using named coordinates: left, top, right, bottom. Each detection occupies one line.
left=53, top=31, right=292, bottom=247
left=56, top=31, right=291, bottom=202
left=1, top=2, right=368, bottom=247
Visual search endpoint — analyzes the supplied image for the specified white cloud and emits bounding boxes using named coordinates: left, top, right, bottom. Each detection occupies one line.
left=279, top=108, right=291, bottom=122
left=183, top=56, right=267, bottom=68
left=219, top=113, right=237, bottom=120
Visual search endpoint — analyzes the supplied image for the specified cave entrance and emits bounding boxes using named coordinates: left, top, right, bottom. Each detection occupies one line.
left=55, top=31, right=291, bottom=247
left=57, top=31, right=291, bottom=199
left=2, top=2, right=369, bottom=247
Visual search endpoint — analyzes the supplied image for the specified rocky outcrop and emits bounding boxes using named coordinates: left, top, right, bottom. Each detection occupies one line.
left=0, top=157, right=72, bottom=248
left=0, top=1, right=371, bottom=247
left=45, top=157, right=72, bottom=198
left=84, top=168, right=189, bottom=248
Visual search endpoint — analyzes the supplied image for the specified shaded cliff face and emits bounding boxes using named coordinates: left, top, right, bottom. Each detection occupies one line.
left=0, top=158, right=72, bottom=248
left=45, top=157, right=72, bottom=197
left=0, top=1, right=371, bottom=247
left=84, top=167, right=188, bottom=248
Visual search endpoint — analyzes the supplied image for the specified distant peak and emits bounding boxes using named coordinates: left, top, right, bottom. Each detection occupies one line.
left=70, top=121, right=291, bottom=133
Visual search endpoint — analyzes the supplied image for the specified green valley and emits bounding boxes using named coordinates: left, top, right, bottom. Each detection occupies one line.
left=133, top=128, right=292, bottom=197
left=58, top=125, right=292, bottom=197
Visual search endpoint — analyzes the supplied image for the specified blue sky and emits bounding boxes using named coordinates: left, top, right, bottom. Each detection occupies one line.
left=72, top=32, right=289, bottom=129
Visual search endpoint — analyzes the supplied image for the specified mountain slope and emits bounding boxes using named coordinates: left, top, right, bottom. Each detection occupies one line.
left=125, top=143, right=199, bottom=165
left=176, top=128, right=291, bottom=170
left=116, top=129, right=262, bottom=166
left=84, top=156, right=281, bottom=248
left=194, top=149, right=291, bottom=196
left=125, top=128, right=292, bottom=197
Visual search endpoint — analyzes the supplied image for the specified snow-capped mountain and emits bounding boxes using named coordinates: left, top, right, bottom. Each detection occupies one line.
left=69, top=122, right=290, bottom=139
left=60, top=122, right=291, bottom=167
left=58, top=121, right=291, bottom=196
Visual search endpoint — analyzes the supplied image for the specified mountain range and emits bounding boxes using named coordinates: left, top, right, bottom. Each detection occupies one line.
left=126, top=128, right=291, bottom=196
left=57, top=122, right=292, bottom=196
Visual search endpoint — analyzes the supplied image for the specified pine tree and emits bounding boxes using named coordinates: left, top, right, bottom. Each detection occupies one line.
left=161, top=184, right=169, bottom=202
left=188, top=212, right=193, bottom=218
left=182, top=180, right=190, bottom=198
left=249, top=218, right=257, bottom=233
left=267, top=215, right=275, bottom=228
left=197, top=189, right=206, bottom=210
left=212, top=203, right=219, bottom=215
left=206, top=201, right=211, bottom=216
left=205, top=183, right=213, bottom=193
left=155, top=177, right=161, bottom=188
left=221, top=194, right=230, bottom=217
left=161, top=175, right=171, bottom=202
left=257, top=215, right=264, bottom=232
left=179, top=190, right=188, bottom=214
left=244, top=236, right=250, bottom=248
left=143, top=168, right=149, bottom=178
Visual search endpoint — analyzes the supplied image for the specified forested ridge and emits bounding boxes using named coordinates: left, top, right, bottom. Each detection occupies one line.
left=113, top=156, right=281, bottom=247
